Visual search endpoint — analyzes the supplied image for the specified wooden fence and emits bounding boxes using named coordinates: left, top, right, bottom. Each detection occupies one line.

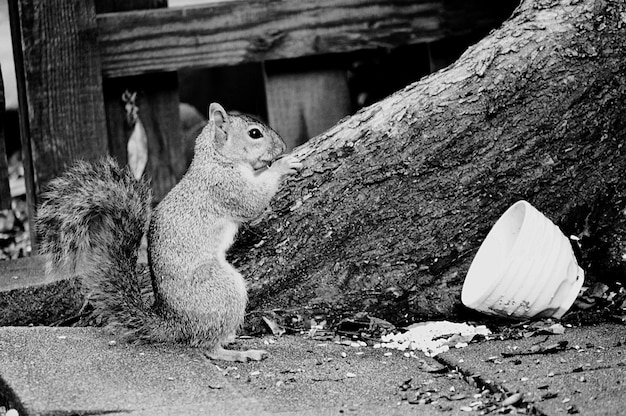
left=5, top=0, right=519, bottom=248
left=0, top=66, right=12, bottom=211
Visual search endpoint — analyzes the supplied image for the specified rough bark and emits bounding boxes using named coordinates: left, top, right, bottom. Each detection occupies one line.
left=230, top=0, right=626, bottom=325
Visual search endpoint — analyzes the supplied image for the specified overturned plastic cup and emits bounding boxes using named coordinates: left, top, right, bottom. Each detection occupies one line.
left=461, top=200, right=584, bottom=320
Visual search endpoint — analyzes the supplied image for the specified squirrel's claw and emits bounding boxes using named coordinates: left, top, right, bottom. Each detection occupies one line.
left=271, top=154, right=302, bottom=175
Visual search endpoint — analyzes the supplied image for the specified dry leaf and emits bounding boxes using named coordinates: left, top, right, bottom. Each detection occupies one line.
left=501, top=392, right=523, bottom=406
left=127, top=118, right=148, bottom=180
left=262, top=316, right=286, bottom=336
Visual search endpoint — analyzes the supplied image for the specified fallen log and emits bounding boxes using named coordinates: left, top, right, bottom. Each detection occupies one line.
left=232, top=0, right=626, bottom=325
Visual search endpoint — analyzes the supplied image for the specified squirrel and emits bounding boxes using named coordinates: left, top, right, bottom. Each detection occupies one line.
left=36, top=102, right=302, bottom=362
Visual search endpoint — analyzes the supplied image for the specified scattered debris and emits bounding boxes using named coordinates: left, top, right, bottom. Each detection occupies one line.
left=569, top=281, right=626, bottom=323
left=541, top=391, right=558, bottom=400
left=335, top=314, right=396, bottom=340
left=501, top=341, right=568, bottom=357
left=417, top=359, right=448, bottom=374
left=443, top=393, right=468, bottom=401
left=0, top=196, right=30, bottom=260
left=378, top=321, right=491, bottom=357
left=543, top=323, right=566, bottom=335
left=262, top=316, right=286, bottom=336
left=567, top=404, right=580, bottom=414
left=491, top=319, right=570, bottom=340
left=501, top=392, right=523, bottom=406
left=215, top=365, right=238, bottom=377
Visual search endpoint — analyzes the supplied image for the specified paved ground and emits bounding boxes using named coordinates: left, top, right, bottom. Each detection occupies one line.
left=440, top=323, right=626, bottom=415
left=0, top=322, right=624, bottom=415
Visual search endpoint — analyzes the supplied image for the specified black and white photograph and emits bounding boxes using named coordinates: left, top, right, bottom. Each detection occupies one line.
left=0, top=0, right=624, bottom=414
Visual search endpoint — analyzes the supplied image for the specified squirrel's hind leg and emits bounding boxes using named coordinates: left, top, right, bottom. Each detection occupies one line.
left=189, top=261, right=267, bottom=362
left=204, top=346, right=268, bottom=362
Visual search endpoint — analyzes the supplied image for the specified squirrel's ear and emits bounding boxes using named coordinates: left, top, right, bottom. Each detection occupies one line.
left=208, top=103, right=229, bottom=129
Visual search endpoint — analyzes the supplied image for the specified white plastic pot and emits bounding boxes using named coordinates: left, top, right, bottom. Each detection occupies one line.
left=461, top=200, right=584, bottom=319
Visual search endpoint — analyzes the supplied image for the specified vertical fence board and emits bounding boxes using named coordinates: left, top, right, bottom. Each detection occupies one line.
left=264, top=62, right=351, bottom=151
left=9, top=0, right=108, bottom=193
left=8, top=0, right=107, bottom=248
left=7, top=0, right=36, bottom=246
left=96, top=0, right=185, bottom=202
left=0, top=65, right=12, bottom=210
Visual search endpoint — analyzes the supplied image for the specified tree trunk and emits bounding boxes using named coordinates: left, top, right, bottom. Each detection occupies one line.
left=230, top=0, right=626, bottom=325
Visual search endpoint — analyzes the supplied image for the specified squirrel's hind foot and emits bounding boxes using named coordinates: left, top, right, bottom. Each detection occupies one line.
left=204, top=346, right=268, bottom=362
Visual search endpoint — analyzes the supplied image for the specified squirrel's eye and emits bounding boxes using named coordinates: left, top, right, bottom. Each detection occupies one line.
left=248, top=128, right=263, bottom=139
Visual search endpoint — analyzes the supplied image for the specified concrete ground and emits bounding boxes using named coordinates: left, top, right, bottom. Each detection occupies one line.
left=0, top=323, right=624, bottom=416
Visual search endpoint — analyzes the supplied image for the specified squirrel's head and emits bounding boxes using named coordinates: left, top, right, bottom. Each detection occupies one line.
left=203, top=102, right=286, bottom=170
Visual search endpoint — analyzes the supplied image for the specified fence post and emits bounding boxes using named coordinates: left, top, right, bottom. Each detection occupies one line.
left=0, top=65, right=12, bottom=210
left=8, top=0, right=108, bottom=248
left=95, top=0, right=186, bottom=202
left=264, top=61, right=352, bottom=150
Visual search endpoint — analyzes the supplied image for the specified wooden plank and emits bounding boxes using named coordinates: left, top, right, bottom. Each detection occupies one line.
left=97, top=0, right=445, bottom=77
left=97, top=0, right=519, bottom=78
left=9, top=0, right=108, bottom=194
left=96, top=0, right=186, bottom=201
left=96, top=0, right=166, bottom=10
left=7, top=0, right=36, bottom=246
left=101, top=75, right=185, bottom=200
left=0, top=64, right=12, bottom=210
left=264, top=61, right=351, bottom=151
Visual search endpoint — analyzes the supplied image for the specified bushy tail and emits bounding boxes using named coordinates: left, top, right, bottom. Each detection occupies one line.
left=36, top=157, right=170, bottom=342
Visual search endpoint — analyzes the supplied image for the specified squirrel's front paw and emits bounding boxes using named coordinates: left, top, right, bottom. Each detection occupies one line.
left=272, top=154, right=302, bottom=176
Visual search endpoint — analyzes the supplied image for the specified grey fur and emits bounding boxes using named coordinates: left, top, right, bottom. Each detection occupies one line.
left=36, top=103, right=299, bottom=361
